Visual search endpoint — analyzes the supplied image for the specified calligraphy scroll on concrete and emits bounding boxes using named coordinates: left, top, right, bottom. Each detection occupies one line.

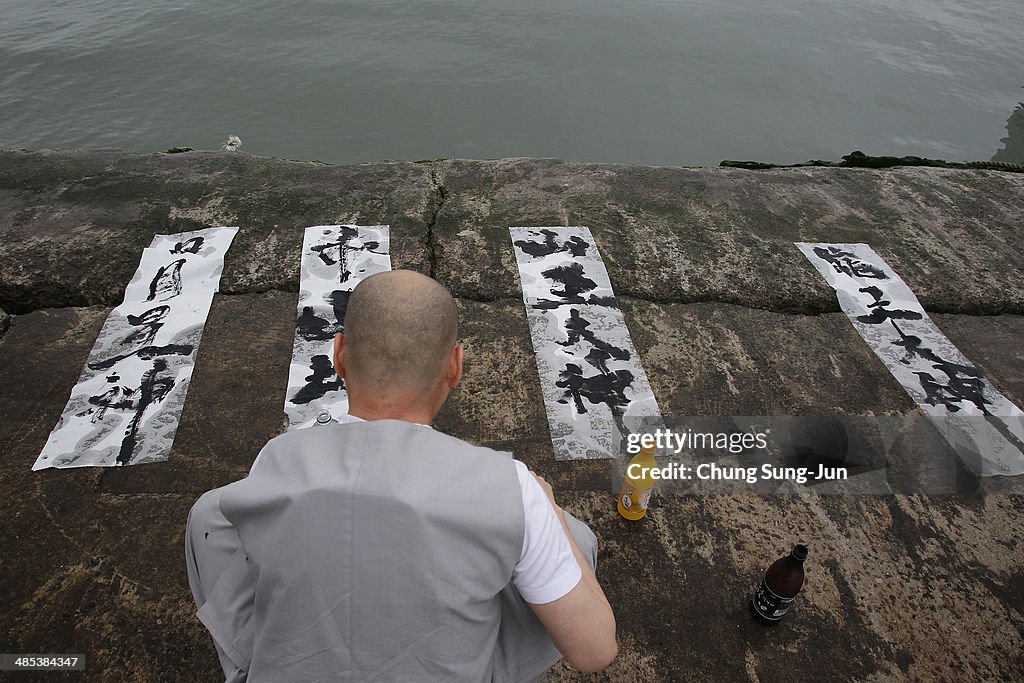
left=511, top=227, right=662, bottom=460
left=797, top=242, right=1024, bottom=476
left=284, top=225, right=392, bottom=430
left=34, top=227, right=238, bottom=470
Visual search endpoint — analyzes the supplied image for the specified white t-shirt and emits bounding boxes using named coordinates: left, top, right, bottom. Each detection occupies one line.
left=277, top=414, right=582, bottom=605
left=510, top=459, right=583, bottom=604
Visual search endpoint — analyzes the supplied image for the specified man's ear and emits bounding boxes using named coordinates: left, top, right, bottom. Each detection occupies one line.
left=447, top=343, right=464, bottom=389
left=333, top=333, right=347, bottom=379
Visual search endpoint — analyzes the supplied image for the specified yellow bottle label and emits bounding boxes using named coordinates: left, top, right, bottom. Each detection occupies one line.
left=619, top=482, right=653, bottom=512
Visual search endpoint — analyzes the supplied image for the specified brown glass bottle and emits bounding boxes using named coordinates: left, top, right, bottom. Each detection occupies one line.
left=751, top=544, right=807, bottom=624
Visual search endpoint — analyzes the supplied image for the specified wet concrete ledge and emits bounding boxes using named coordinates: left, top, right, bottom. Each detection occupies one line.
left=0, top=149, right=1022, bottom=681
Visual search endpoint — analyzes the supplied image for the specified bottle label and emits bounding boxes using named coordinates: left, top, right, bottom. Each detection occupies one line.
left=752, top=580, right=796, bottom=620
left=619, top=483, right=653, bottom=512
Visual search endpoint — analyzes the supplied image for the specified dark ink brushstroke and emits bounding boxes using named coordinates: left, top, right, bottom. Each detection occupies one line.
left=528, top=263, right=621, bottom=310
left=892, top=321, right=989, bottom=412
left=290, top=354, right=344, bottom=405
left=892, top=322, right=983, bottom=387
left=554, top=312, right=636, bottom=420
left=543, top=262, right=598, bottom=299
left=532, top=294, right=618, bottom=310
left=78, top=385, right=135, bottom=423
left=855, top=286, right=923, bottom=325
left=582, top=367, right=634, bottom=417
left=556, top=363, right=634, bottom=417
left=296, top=306, right=337, bottom=342
left=558, top=308, right=631, bottom=364
left=122, top=305, right=170, bottom=347
left=117, top=358, right=176, bottom=466
left=813, top=246, right=888, bottom=280
left=310, top=226, right=358, bottom=266
left=170, top=236, right=205, bottom=254
left=912, top=370, right=989, bottom=414
left=147, top=258, right=187, bottom=301
left=891, top=321, right=1024, bottom=459
left=556, top=363, right=589, bottom=414
left=585, top=348, right=614, bottom=375
left=328, top=290, right=351, bottom=329
left=514, top=229, right=589, bottom=258
left=310, top=226, right=383, bottom=285
left=88, top=343, right=194, bottom=371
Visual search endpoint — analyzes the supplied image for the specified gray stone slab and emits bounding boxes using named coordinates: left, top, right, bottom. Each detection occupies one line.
left=432, top=158, right=1024, bottom=315
left=2, top=150, right=1023, bottom=681
left=0, top=149, right=435, bottom=312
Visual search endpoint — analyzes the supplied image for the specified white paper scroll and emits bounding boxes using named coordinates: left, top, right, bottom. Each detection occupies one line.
left=284, top=225, right=392, bottom=430
left=34, top=227, right=238, bottom=470
left=511, top=227, right=662, bottom=460
left=797, top=242, right=1024, bottom=476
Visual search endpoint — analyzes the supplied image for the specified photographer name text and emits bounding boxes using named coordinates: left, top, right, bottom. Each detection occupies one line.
left=627, top=462, right=848, bottom=485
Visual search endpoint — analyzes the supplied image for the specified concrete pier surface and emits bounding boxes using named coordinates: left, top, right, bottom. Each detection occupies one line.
left=0, top=148, right=1022, bottom=681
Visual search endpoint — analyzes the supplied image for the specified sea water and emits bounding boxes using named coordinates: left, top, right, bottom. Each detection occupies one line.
left=1, top=0, right=1021, bottom=165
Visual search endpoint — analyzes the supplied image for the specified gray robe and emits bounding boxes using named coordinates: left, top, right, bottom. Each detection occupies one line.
left=186, top=419, right=582, bottom=682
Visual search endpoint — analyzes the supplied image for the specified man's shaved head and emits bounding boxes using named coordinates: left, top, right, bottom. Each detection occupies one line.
left=342, top=270, right=459, bottom=396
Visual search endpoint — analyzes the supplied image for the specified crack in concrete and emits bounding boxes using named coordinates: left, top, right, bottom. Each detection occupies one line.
left=4, top=288, right=1022, bottom=319
left=451, top=292, right=842, bottom=316
left=0, top=291, right=98, bottom=315
left=33, top=486, right=88, bottom=556
left=425, top=165, right=449, bottom=278
left=619, top=295, right=1024, bottom=317
left=613, top=294, right=839, bottom=316
left=218, top=285, right=298, bottom=298
left=454, top=291, right=1024, bottom=317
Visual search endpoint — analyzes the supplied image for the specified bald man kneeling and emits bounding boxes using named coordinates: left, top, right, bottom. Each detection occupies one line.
left=185, top=270, right=617, bottom=682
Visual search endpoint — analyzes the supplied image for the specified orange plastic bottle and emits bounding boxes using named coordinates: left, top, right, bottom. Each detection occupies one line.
left=617, top=443, right=658, bottom=520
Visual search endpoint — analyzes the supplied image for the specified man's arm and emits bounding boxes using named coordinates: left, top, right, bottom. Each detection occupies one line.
left=527, top=474, right=618, bottom=673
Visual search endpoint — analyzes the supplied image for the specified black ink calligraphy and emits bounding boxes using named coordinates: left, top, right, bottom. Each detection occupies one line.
left=87, top=342, right=194, bottom=372
left=555, top=309, right=636, bottom=418
left=856, top=286, right=923, bottom=325
left=78, top=385, right=135, bottom=423
left=120, top=305, right=170, bottom=348
left=513, top=229, right=589, bottom=259
left=117, top=358, right=176, bottom=465
left=560, top=309, right=630, bottom=362
left=532, top=263, right=618, bottom=310
left=310, top=226, right=383, bottom=283
left=147, top=258, right=186, bottom=301
left=290, top=355, right=344, bottom=405
left=328, top=290, right=350, bottom=330
left=511, top=226, right=663, bottom=459
left=170, top=236, right=205, bottom=254
left=556, top=363, right=634, bottom=417
left=296, top=306, right=337, bottom=342
left=813, top=246, right=888, bottom=280
left=35, top=227, right=238, bottom=470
